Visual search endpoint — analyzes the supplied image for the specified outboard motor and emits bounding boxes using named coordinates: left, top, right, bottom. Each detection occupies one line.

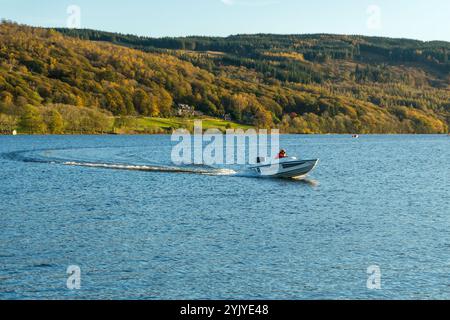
left=256, top=157, right=266, bottom=164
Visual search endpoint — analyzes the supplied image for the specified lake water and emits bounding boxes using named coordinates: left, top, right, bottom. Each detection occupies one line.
left=0, top=135, right=449, bottom=299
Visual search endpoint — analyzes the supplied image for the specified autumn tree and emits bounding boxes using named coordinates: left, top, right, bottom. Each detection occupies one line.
left=45, top=109, right=64, bottom=134
left=19, top=105, right=46, bottom=133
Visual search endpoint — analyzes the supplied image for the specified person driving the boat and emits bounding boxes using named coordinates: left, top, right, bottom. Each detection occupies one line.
left=277, top=149, right=288, bottom=159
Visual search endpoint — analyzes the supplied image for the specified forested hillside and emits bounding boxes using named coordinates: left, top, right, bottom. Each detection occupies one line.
left=1, top=22, right=449, bottom=134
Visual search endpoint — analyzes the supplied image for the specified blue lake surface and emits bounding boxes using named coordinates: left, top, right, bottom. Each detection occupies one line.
left=0, top=134, right=449, bottom=299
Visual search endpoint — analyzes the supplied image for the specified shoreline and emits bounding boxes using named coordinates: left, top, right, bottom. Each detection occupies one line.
left=1, top=132, right=449, bottom=136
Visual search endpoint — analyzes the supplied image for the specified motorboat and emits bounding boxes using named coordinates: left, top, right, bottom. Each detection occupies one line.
left=249, top=156, right=319, bottom=179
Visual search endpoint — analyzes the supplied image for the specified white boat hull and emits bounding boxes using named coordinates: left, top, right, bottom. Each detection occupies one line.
left=250, top=158, right=319, bottom=179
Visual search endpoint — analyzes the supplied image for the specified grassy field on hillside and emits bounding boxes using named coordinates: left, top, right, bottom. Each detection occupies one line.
left=113, top=117, right=253, bottom=134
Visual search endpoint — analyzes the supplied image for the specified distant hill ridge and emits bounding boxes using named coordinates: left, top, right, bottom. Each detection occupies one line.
left=0, top=22, right=448, bottom=134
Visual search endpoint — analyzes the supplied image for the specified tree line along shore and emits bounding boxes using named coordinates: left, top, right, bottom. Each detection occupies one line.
left=0, top=104, right=253, bottom=135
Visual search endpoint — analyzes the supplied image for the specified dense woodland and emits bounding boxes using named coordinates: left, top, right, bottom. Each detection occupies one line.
left=0, top=22, right=449, bottom=134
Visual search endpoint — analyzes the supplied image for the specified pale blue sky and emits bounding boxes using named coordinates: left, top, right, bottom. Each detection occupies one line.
left=1, top=0, right=449, bottom=41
